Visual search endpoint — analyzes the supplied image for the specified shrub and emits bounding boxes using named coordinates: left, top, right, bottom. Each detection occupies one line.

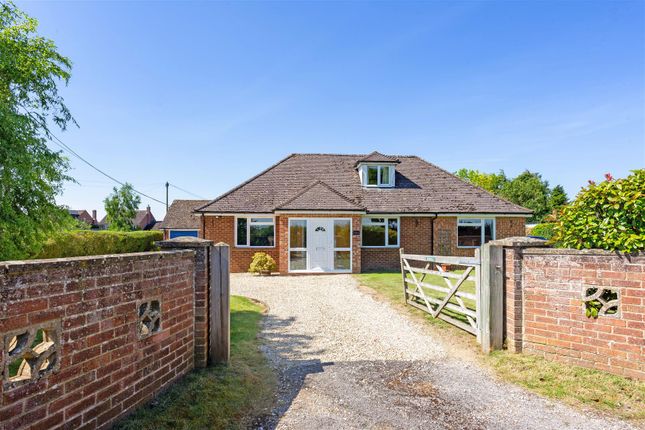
left=35, top=230, right=163, bottom=259
left=552, top=170, right=645, bottom=253
left=530, top=223, right=556, bottom=240
left=248, top=252, right=277, bottom=274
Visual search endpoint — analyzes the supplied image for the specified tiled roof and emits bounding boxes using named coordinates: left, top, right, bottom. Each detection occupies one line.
left=196, top=153, right=531, bottom=215
left=355, top=151, right=400, bottom=165
left=276, top=181, right=365, bottom=211
left=160, top=200, right=209, bottom=229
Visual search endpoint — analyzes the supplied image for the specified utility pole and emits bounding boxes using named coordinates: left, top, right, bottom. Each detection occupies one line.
left=165, top=182, right=169, bottom=212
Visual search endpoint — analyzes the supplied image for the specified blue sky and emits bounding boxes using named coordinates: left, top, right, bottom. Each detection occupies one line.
left=18, top=1, right=645, bottom=219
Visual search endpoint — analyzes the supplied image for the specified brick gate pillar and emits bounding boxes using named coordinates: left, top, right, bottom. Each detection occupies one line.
left=158, top=237, right=213, bottom=368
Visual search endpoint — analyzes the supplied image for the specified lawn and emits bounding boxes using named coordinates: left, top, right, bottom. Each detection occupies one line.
left=355, top=272, right=645, bottom=421
left=115, top=296, right=276, bottom=430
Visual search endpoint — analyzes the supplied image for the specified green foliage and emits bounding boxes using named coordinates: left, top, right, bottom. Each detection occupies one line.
left=553, top=170, right=645, bottom=253
left=549, top=185, right=568, bottom=209
left=36, top=230, right=162, bottom=259
left=455, top=168, right=568, bottom=223
left=499, top=171, right=551, bottom=223
left=0, top=2, right=76, bottom=260
left=248, top=252, right=277, bottom=274
left=104, top=183, right=141, bottom=231
left=454, top=168, right=508, bottom=194
left=529, top=223, right=556, bottom=240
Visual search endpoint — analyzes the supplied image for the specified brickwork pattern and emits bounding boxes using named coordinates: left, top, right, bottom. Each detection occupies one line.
left=0, top=251, right=196, bottom=429
left=433, top=217, right=526, bottom=258
left=512, top=249, right=645, bottom=380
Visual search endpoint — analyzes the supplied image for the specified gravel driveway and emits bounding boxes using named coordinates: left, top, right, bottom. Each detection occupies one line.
left=232, top=274, right=636, bottom=430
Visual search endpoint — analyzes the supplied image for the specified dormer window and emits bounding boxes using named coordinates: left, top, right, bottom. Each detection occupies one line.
left=365, top=165, right=393, bottom=187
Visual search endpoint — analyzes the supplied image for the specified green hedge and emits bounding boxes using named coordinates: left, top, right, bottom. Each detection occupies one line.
left=530, top=223, right=556, bottom=240
left=35, top=230, right=163, bottom=259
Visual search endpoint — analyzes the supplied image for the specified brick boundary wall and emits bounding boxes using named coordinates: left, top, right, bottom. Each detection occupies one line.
left=0, top=250, right=196, bottom=429
left=497, top=238, right=644, bottom=380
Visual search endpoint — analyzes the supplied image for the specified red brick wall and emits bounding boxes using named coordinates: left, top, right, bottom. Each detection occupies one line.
left=0, top=251, right=196, bottom=429
left=505, top=247, right=645, bottom=380
left=202, top=216, right=280, bottom=273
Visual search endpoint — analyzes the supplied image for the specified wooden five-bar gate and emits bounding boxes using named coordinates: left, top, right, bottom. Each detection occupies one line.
left=400, top=243, right=503, bottom=353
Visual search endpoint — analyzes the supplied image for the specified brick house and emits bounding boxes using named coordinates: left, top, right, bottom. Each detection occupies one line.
left=194, top=152, right=531, bottom=273
left=159, top=199, right=209, bottom=239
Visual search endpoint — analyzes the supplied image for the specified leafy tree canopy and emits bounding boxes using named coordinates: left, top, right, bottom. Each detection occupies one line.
left=104, top=183, right=141, bottom=231
left=0, top=1, right=76, bottom=260
left=553, top=170, right=644, bottom=253
left=455, top=168, right=568, bottom=223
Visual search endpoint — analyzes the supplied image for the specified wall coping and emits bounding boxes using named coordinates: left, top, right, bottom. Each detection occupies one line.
left=157, top=237, right=214, bottom=248
left=522, top=247, right=642, bottom=258
left=488, top=237, right=549, bottom=248
left=0, top=249, right=194, bottom=272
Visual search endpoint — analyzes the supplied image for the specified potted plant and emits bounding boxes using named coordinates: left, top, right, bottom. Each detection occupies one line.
left=249, top=252, right=277, bottom=276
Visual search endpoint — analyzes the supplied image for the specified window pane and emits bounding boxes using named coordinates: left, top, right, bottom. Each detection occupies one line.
left=367, top=166, right=378, bottom=185
left=334, top=220, right=351, bottom=248
left=387, top=218, right=398, bottom=246
left=290, top=220, right=307, bottom=248
left=368, top=218, right=385, bottom=224
left=362, top=224, right=385, bottom=246
left=250, top=225, right=274, bottom=246
left=236, top=218, right=247, bottom=246
left=458, top=225, right=481, bottom=247
left=484, top=219, right=494, bottom=243
left=380, top=166, right=391, bottom=185
left=459, top=218, right=481, bottom=225
left=334, top=251, right=351, bottom=271
left=251, top=218, right=272, bottom=223
left=290, top=251, right=307, bottom=271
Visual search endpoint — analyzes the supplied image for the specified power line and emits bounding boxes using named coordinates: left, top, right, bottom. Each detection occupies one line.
left=168, top=183, right=206, bottom=199
left=22, top=108, right=167, bottom=205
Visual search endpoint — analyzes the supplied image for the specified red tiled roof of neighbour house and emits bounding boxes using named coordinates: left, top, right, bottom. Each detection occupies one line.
left=159, top=200, right=210, bottom=229
left=276, top=181, right=365, bottom=211
left=196, top=153, right=532, bottom=215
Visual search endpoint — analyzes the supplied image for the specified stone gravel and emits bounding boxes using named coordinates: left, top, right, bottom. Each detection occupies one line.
left=232, top=274, right=637, bottom=430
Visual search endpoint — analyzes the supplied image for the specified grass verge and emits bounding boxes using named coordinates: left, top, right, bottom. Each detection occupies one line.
left=356, top=272, right=645, bottom=421
left=115, top=295, right=276, bottom=430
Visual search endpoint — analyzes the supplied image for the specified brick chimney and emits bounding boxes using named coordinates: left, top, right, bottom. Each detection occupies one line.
left=92, top=210, right=97, bottom=223
left=146, top=205, right=151, bottom=214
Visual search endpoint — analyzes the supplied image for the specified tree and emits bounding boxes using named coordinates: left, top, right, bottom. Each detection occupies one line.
left=104, top=184, right=141, bottom=231
left=454, top=168, right=508, bottom=194
left=0, top=2, right=76, bottom=260
left=548, top=185, right=568, bottom=210
left=553, top=170, right=644, bottom=253
left=500, top=171, right=551, bottom=223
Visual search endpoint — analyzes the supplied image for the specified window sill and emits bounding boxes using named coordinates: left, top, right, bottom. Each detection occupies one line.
left=235, top=245, right=276, bottom=249
left=361, top=245, right=400, bottom=249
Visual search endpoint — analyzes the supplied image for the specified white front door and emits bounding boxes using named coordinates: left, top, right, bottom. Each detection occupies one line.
left=308, top=219, right=332, bottom=272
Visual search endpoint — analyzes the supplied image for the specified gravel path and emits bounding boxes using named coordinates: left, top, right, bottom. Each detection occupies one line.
left=232, top=274, right=636, bottom=430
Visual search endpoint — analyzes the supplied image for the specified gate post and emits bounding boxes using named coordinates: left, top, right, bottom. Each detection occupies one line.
left=480, top=243, right=504, bottom=353
left=210, top=243, right=231, bottom=364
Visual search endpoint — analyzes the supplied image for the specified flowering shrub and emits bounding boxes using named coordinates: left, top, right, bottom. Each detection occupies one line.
left=553, top=170, right=644, bottom=253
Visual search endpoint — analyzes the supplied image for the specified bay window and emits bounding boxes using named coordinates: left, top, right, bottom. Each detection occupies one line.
left=457, top=218, right=495, bottom=248
left=361, top=217, right=399, bottom=247
left=236, top=217, right=275, bottom=247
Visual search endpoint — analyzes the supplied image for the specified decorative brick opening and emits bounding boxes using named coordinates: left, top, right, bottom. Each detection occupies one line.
left=138, top=299, right=161, bottom=338
left=583, top=286, right=619, bottom=319
left=3, top=321, right=61, bottom=388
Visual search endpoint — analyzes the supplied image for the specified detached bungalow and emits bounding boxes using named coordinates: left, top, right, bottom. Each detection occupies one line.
left=193, top=152, right=531, bottom=273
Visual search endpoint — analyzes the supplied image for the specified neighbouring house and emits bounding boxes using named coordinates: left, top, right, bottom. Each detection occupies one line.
left=98, top=205, right=157, bottom=230
left=194, top=152, right=531, bottom=273
left=158, top=199, right=209, bottom=239
left=68, top=209, right=98, bottom=228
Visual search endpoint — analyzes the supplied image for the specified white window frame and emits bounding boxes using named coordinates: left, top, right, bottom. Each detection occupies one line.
left=235, top=216, right=276, bottom=248
left=360, top=217, right=400, bottom=248
left=332, top=219, right=353, bottom=272
left=288, top=218, right=308, bottom=272
left=360, top=164, right=395, bottom=188
left=456, top=217, right=496, bottom=249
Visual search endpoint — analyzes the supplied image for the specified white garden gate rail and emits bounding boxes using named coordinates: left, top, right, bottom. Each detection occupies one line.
left=399, top=244, right=503, bottom=353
